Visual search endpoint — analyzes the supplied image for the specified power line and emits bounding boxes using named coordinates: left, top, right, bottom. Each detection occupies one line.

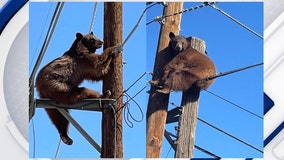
left=29, top=2, right=64, bottom=121
left=164, top=130, right=221, bottom=158
left=29, top=2, right=64, bottom=83
left=146, top=2, right=216, bottom=25
left=198, top=117, right=263, bottom=153
left=204, top=90, right=263, bottom=119
left=89, top=2, right=98, bottom=33
left=198, top=62, right=263, bottom=83
left=147, top=2, right=262, bottom=40
left=29, top=3, right=54, bottom=74
left=195, top=145, right=221, bottom=159
left=208, top=3, right=263, bottom=39
left=167, top=102, right=262, bottom=154
left=121, top=2, right=157, bottom=47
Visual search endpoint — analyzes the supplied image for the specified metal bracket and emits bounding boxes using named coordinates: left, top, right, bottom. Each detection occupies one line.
left=34, top=98, right=117, bottom=154
left=35, top=98, right=116, bottom=111
left=154, top=15, right=165, bottom=25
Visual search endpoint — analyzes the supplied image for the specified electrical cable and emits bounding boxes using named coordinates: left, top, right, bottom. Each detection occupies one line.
left=122, top=2, right=157, bottom=47
left=198, top=62, right=263, bottom=82
left=29, top=2, right=64, bottom=120
left=29, top=3, right=53, bottom=73
left=168, top=102, right=263, bottom=154
left=146, top=2, right=216, bottom=25
left=89, top=2, right=98, bottom=33
left=198, top=117, right=263, bottom=153
left=208, top=3, right=263, bottom=39
left=54, top=138, right=62, bottom=158
left=195, top=145, right=221, bottom=159
left=205, top=90, right=263, bottom=119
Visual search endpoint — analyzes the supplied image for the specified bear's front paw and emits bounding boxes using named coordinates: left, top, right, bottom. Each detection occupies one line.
left=60, top=135, right=73, bottom=145
left=102, top=90, right=111, bottom=98
left=110, top=44, right=122, bottom=55
left=149, top=80, right=159, bottom=86
left=156, top=88, right=171, bottom=94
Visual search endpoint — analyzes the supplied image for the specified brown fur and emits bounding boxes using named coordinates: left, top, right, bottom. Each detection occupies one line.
left=36, top=32, right=117, bottom=145
left=150, top=32, right=216, bottom=94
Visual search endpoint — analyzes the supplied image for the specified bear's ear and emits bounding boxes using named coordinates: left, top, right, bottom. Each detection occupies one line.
left=76, top=33, right=83, bottom=40
left=169, top=32, right=175, bottom=40
left=90, top=31, right=93, bottom=35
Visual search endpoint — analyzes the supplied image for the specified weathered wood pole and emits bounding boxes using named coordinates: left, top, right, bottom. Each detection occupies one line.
left=146, top=2, right=183, bottom=158
left=102, top=2, right=123, bottom=158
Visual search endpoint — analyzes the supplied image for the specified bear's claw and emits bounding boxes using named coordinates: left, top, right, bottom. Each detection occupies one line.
left=102, top=90, right=111, bottom=98
left=60, top=135, right=73, bottom=145
left=156, top=88, right=171, bottom=94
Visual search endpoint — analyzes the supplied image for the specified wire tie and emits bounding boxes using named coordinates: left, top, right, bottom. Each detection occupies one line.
left=113, top=44, right=123, bottom=55
left=154, top=16, right=165, bottom=25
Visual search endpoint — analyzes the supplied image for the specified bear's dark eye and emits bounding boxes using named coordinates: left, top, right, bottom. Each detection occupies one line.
left=90, top=38, right=95, bottom=42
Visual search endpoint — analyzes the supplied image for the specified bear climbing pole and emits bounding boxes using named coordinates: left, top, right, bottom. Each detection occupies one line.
left=146, top=2, right=183, bottom=158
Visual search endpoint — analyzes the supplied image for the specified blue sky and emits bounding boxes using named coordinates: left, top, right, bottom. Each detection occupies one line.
left=29, top=2, right=263, bottom=158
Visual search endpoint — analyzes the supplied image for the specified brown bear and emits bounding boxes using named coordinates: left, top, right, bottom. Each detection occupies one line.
left=150, top=32, right=216, bottom=94
left=36, top=32, right=118, bottom=145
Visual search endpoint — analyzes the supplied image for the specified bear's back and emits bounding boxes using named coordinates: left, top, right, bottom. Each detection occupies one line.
left=170, top=47, right=216, bottom=90
left=35, top=55, right=78, bottom=97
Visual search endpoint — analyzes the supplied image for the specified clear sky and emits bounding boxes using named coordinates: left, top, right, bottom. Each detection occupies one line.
left=29, top=2, right=263, bottom=158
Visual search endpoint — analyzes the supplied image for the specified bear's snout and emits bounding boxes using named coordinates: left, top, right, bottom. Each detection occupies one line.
left=97, top=40, right=104, bottom=48
left=175, top=45, right=182, bottom=52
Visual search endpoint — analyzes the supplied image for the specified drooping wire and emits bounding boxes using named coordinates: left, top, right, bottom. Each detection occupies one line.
left=89, top=2, right=98, bottom=33
left=146, top=2, right=216, bottom=25
left=123, top=87, right=146, bottom=128
left=118, top=72, right=150, bottom=127
left=123, top=95, right=134, bottom=128
left=208, top=3, right=263, bottom=39
left=198, top=117, right=263, bottom=153
left=204, top=89, right=263, bottom=119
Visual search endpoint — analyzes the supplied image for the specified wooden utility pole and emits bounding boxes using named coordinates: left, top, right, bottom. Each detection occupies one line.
left=102, top=2, right=123, bottom=158
left=175, top=37, right=206, bottom=158
left=146, top=2, right=183, bottom=158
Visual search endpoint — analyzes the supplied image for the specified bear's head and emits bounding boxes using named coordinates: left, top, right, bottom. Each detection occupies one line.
left=76, top=32, right=104, bottom=53
left=168, top=32, right=189, bottom=57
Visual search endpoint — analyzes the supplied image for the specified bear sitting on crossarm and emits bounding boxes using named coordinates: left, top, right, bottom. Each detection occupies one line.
left=36, top=32, right=118, bottom=145
left=150, top=32, right=216, bottom=94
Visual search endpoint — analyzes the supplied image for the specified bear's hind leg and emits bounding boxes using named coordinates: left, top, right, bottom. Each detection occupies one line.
left=67, top=87, right=111, bottom=104
left=45, top=108, right=73, bottom=145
